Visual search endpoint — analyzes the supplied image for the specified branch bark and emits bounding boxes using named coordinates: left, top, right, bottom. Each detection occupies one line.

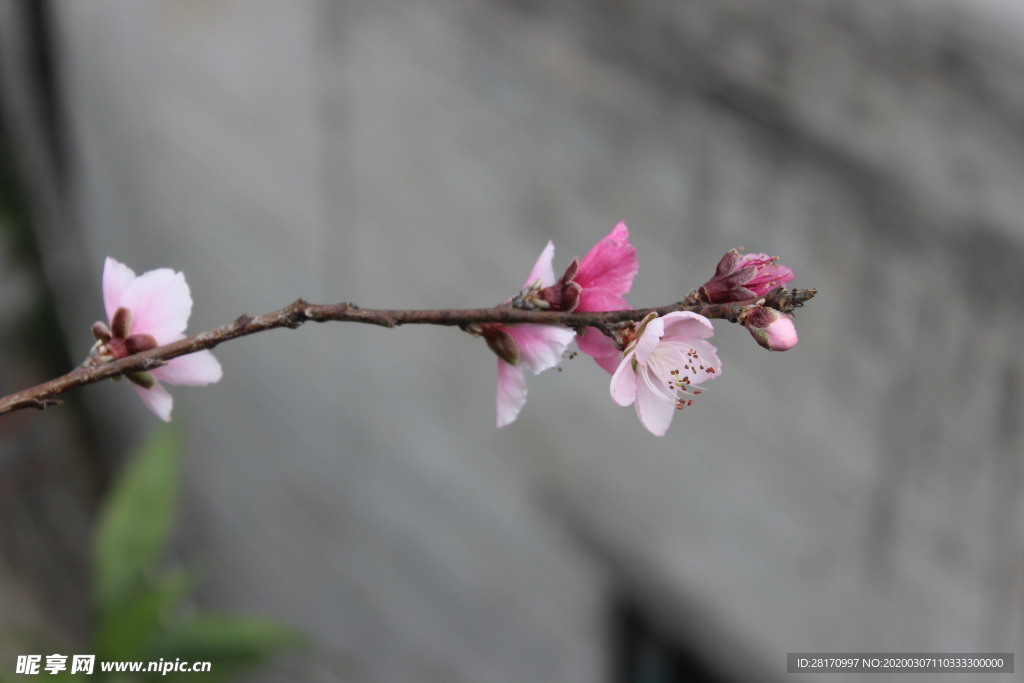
left=0, top=288, right=815, bottom=418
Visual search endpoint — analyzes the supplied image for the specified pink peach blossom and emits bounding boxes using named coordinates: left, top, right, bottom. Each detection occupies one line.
left=573, top=221, right=639, bottom=373
left=94, top=257, right=222, bottom=421
left=495, top=322, right=576, bottom=427
left=610, top=311, right=721, bottom=436
left=493, top=242, right=575, bottom=427
left=574, top=221, right=638, bottom=312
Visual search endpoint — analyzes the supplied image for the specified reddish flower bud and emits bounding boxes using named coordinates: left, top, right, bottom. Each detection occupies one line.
left=741, top=306, right=798, bottom=351
left=125, top=333, right=159, bottom=354
left=537, top=258, right=583, bottom=312
left=91, top=321, right=112, bottom=343
left=111, top=306, right=133, bottom=339
left=479, top=324, right=521, bottom=366
left=698, top=250, right=795, bottom=304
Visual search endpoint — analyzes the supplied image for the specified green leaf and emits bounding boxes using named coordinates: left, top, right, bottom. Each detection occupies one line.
left=96, top=568, right=195, bottom=660
left=143, top=615, right=305, bottom=679
left=93, top=427, right=182, bottom=612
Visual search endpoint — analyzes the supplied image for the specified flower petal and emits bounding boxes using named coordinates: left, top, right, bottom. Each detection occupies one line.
left=119, top=268, right=193, bottom=341
left=576, top=327, right=621, bottom=374
left=687, top=339, right=723, bottom=381
left=103, top=257, right=137, bottom=322
left=132, top=381, right=174, bottom=422
left=152, top=349, right=223, bottom=386
left=739, top=253, right=795, bottom=293
left=575, top=221, right=638, bottom=312
left=576, top=289, right=630, bottom=313
left=634, top=369, right=676, bottom=436
left=524, top=241, right=556, bottom=288
left=660, top=311, right=715, bottom=341
left=609, top=351, right=638, bottom=406
left=765, top=316, right=799, bottom=351
left=632, top=316, right=665, bottom=365
left=505, top=323, right=575, bottom=375
left=496, top=359, right=528, bottom=427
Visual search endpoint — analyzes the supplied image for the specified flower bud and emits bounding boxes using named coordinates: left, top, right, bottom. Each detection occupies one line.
left=698, top=250, right=795, bottom=304
left=479, top=324, right=521, bottom=365
left=533, top=258, right=582, bottom=312
left=125, top=333, right=159, bottom=354
left=92, top=322, right=112, bottom=342
left=111, top=306, right=133, bottom=339
left=126, top=370, right=156, bottom=390
left=741, top=306, right=798, bottom=351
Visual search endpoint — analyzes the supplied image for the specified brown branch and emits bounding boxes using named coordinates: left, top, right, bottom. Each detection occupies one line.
left=0, top=288, right=816, bottom=418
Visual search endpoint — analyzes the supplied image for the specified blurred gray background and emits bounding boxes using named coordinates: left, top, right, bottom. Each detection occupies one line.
left=1, top=0, right=1022, bottom=681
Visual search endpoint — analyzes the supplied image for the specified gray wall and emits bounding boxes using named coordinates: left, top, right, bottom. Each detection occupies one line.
left=2, top=1, right=1022, bottom=681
